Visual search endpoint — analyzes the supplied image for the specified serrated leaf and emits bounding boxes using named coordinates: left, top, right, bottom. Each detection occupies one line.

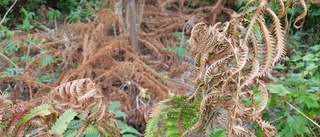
left=39, top=54, right=57, bottom=67
left=212, top=128, right=227, bottom=137
left=37, top=74, right=53, bottom=83
left=116, top=120, right=141, bottom=135
left=164, top=117, right=177, bottom=125
left=64, top=130, right=77, bottom=137
left=305, top=63, right=317, bottom=71
left=83, top=125, right=99, bottom=136
left=16, top=104, right=55, bottom=132
left=302, top=53, right=315, bottom=61
left=68, top=119, right=85, bottom=129
left=49, top=109, right=77, bottom=135
left=267, top=84, right=291, bottom=96
left=114, top=111, right=127, bottom=118
left=296, top=94, right=320, bottom=108
left=1, top=68, right=24, bottom=75
left=145, top=118, right=160, bottom=137
left=108, top=101, right=121, bottom=112
left=4, top=41, right=17, bottom=55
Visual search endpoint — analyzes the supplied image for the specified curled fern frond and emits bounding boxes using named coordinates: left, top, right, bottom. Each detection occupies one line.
left=265, top=7, right=286, bottom=64
left=183, top=0, right=307, bottom=136
left=293, top=0, right=307, bottom=28
left=256, top=18, right=276, bottom=77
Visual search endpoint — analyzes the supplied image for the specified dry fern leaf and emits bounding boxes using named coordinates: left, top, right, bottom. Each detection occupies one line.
left=147, top=104, right=164, bottom=120
left=48, top=78, right=106, bottom=120
left=293, top=0, right=308, bottom=28
left=265, top=8, right=286, bottom=64
left=256, top=18, right=276, bottom=77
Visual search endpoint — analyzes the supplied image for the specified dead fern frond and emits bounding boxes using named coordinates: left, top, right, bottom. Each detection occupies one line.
left=256, top=18, right=276, bottom=77
left=182, top=0, right=309, bottom=136
left=265, top=7, right=286, bottom=64
left=293, top=0, right=308, bottom=28
left=147, top=104, right=164, bottom=120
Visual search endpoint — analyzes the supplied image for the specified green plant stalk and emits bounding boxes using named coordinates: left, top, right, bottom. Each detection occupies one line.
left=285, top=101, right=320, bottom=128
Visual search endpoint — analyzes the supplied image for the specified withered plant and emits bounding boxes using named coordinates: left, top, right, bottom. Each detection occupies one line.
left=181, top=0, right=309, bottom=136
left=145, top=0, right=313, bottom=137
left=0, top=78, right=120, bottom=136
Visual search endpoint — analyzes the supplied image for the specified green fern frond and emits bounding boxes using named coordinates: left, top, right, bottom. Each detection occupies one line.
left=49, top=109, right=77, bottom=135
left=64, top=130, right=77, bottom=137
left=14, top=104, right=55, bottom=133
left=83, top=125, right=100, bottom=136
left=145, top=118, right=160, bottom=137
left=12, top=104, right=56, bottom=136
left=116, top=120, right=141, bottom=136
left=164, top=125, right=180, bottom=137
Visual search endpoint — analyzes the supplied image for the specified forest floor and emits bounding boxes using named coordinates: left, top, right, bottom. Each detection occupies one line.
left=0, top=0, right=237, bottom=133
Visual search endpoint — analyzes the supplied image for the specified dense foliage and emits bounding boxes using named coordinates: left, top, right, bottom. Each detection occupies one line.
left=0, top=0, right=319, bottom=136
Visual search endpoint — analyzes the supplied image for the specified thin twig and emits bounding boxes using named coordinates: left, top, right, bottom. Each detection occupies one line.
left=0, top=0, right=17, bottom=25
left=0, top=0, right=22, bottom=74
left=0, top=53, right=23, bottom=75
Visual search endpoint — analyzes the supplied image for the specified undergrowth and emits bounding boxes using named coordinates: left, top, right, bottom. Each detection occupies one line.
left=266, top=39, right=320, bottom=136
left=0, top=0, right=319, bottom=136
left=0, top=0, right=105, bottom=29
left=146, top=0, right=319, bottom=136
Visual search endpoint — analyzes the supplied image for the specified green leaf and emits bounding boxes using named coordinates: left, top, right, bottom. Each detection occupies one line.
left=48, top=10, right=62, bottom=20
left=68, top=119, right=85, bottom=129
left=21, top=54, right=32, bottom=62
left=64, top=130, right=77, bottom=137
left=4, top=41, right=17, bottom=55
left=241, top=97, right=252, bottom=106
left=114, top=111, right=127, bottom=118
left=212, top=128, right=227, bottom=137
left=287, top=115, right=311, bottom=135
left=256, top=128, right=263, bottom=137
left=310, top=45, right=320, bottom=51
left=39, top=54, right=57, bottom=67
left=123, top=134, right=136, bottom=137
left=145, top=118, right=160, bottom=137
left=267, top=84, right=291, bottom=96
left=253, top=25, right=262, bottom=41
left=164, top=46, right=187, bottom=58
left=108, top=101, right=121, bottom=112
left=302, top=53, right=315, bottom=61
left=116, top=120, right=141, bottom=135
left=305, top=63, right=317, bottom=71
left=254, top=88, right=263, bottom=105
left=83, top=125, right=99, bottom=136
left=37, top=74, right=53, bottom=83
left=49, top=109, right=77, bottom=135
left=22, top=19, right=31, bottom=31
left=296, top=94, right=320, bottom=108
left=16, top=104, right=55, bottom=131
left=1, top=68, right=24, bottom=75
left=275, top=63, right=287, bottom=70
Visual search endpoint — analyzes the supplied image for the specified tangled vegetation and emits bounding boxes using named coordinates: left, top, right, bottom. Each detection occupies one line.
left=0, top=0, right=319, bottom=137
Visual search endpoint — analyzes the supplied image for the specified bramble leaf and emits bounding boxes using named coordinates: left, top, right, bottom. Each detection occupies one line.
left=267, top=84, right=291, bottom=96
